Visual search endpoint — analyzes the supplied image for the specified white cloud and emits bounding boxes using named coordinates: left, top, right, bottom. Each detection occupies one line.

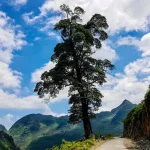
left=47, top=32, right=61, bottom=41
left=0, top=13, right=26, bottom=62
left=124, top=57, right=150, bottom=76
left=0, top=88, right=67, bottom=121
left=0, top=11, right=27, bottom=60
left=0, top=114, right=19, bottom=129
left=92, top=42, right=118, bottom=62
left=34, top=37, right=41, bottom=41
left=117, top=36, right=139, bottom=47
left=0, top=11, right=26, bottom=89
left=23, top=0, right=150, bottom=33
left=22, top=12, right=39, bottom=24
left=117, top=32, right=150, bottom=57
left=31, top=61, right=56, bottom=83
left=40, top=16, right=63, bottom=32
left=23, top=12, right=61, bottom=40
left=100, top=56, right=150, bottom=110
left=1, top=11, right=50, bottom=130
left=0, top=62, right=22, bottom=88
left=11, top=0, right=27, bottom=6
left=0, top=89, right=52, bottom=113
left=140, top=33, right=150, bottom=56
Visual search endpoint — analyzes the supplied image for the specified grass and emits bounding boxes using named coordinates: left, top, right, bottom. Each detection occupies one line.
left=48, top=138, right=96, bottom=150
left=47, top=133, right=115, bottom=150
left=105, top=134, right=115, bottom=140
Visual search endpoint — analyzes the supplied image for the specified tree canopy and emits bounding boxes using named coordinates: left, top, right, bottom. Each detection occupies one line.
left=34, top=4, right=114, bottom=138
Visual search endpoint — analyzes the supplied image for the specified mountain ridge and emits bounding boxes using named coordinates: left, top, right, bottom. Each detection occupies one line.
left=9, top=100, right=136, bottom=150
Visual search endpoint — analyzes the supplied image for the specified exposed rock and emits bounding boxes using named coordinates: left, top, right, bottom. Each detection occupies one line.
left=136, top=138, right=150, bottom=150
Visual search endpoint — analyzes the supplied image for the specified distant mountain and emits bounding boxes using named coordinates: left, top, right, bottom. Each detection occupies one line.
left=111, top=99, right=134, bottom=114
left=91, top=100, right=136, bottom=135
left=0, top=131, right=20, bottom=150
left=111, top=100, right=137, bottom=125
left=9, top=100, right=136, bottom=150
left=9, top=114, right=81, bottom=150
left=0, top=125, right=6, bottom=132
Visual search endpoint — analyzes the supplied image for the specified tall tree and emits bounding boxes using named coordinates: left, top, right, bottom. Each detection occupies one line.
left=34, top=4, right=114, bottom=138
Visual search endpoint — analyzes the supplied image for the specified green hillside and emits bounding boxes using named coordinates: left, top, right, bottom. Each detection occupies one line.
left=0, top=125, right=6, bottom=132
left=9, top=114, right=81, bottom=150
left=124, top=88, right=150, bottom=139
left=9, top=100, right=136, bottom=150
left=0, top=131, right=20, bottom=150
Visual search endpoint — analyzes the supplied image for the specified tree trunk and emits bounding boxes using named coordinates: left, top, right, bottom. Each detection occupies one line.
left=71, top=42, right=93, bottom=138
left=82, top=102, right=93, bottom=138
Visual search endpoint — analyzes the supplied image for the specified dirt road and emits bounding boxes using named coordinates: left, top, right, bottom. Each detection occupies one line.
left=95, top=138, right=135, bottom=150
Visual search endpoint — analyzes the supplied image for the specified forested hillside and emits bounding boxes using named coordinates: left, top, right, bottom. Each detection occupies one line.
left=124, top=87, right=150, bottom=139
left=0, top=131, right=20, bottom=150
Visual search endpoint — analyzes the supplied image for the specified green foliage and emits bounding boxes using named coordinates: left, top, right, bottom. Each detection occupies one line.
left=0, top=131, right=20, bottom=150
left=9, top=114, right=70, bottom=150
left=34, top=4, right=114, bottom=138
left=105, top=134, right=114, bottom=140
left=92, top=133, right=100, bottom=140
left=144, top=86, right=150, bottom=106
left=8, top=100, right=136, bottom=150
left=123, top=86, right=150, bottom=140
left=124, top=86, right=150, bottom=128
left=123, top=101, right=145, bottom=126
left=49, top=139, right=95, bottom=150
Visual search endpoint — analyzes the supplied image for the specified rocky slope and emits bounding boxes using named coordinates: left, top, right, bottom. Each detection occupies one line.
left=123, top=87, right=150, bottom=139
left=0, top=131, right=20, bottom=150
left=9, top=100, right=136, bottom=150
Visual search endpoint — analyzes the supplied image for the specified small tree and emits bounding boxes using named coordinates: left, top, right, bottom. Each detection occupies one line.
left=34, top=4, right=114, bottom=138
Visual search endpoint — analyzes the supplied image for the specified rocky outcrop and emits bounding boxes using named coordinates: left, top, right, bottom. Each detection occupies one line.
left=123, top=87, right=150, bottom=139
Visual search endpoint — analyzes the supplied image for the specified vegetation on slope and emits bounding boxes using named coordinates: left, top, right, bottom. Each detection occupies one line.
left=0, top=131, right=20, bottom=150
left=49, top=138, right=95, bottom=150
left=123, top=101, right=145, bottom=126
left=47, top=134, right=114, bottom=150
left=123, top=86, right=150, bottom=139
left=9, top=100, right=136, bottom=150
left=0, top=125, right=6, bottom=132
left=9, top=114, right=75, bottom=150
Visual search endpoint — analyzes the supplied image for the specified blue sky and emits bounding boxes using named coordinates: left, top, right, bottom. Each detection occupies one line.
left=0, top=0, right=150, bottom=129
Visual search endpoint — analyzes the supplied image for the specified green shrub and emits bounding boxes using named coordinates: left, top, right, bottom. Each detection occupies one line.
left=94, top=133, right=100, bottom=139
left=48, top=138, right=95, bottom=150
left=105, top=134, right=114, bottom=139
